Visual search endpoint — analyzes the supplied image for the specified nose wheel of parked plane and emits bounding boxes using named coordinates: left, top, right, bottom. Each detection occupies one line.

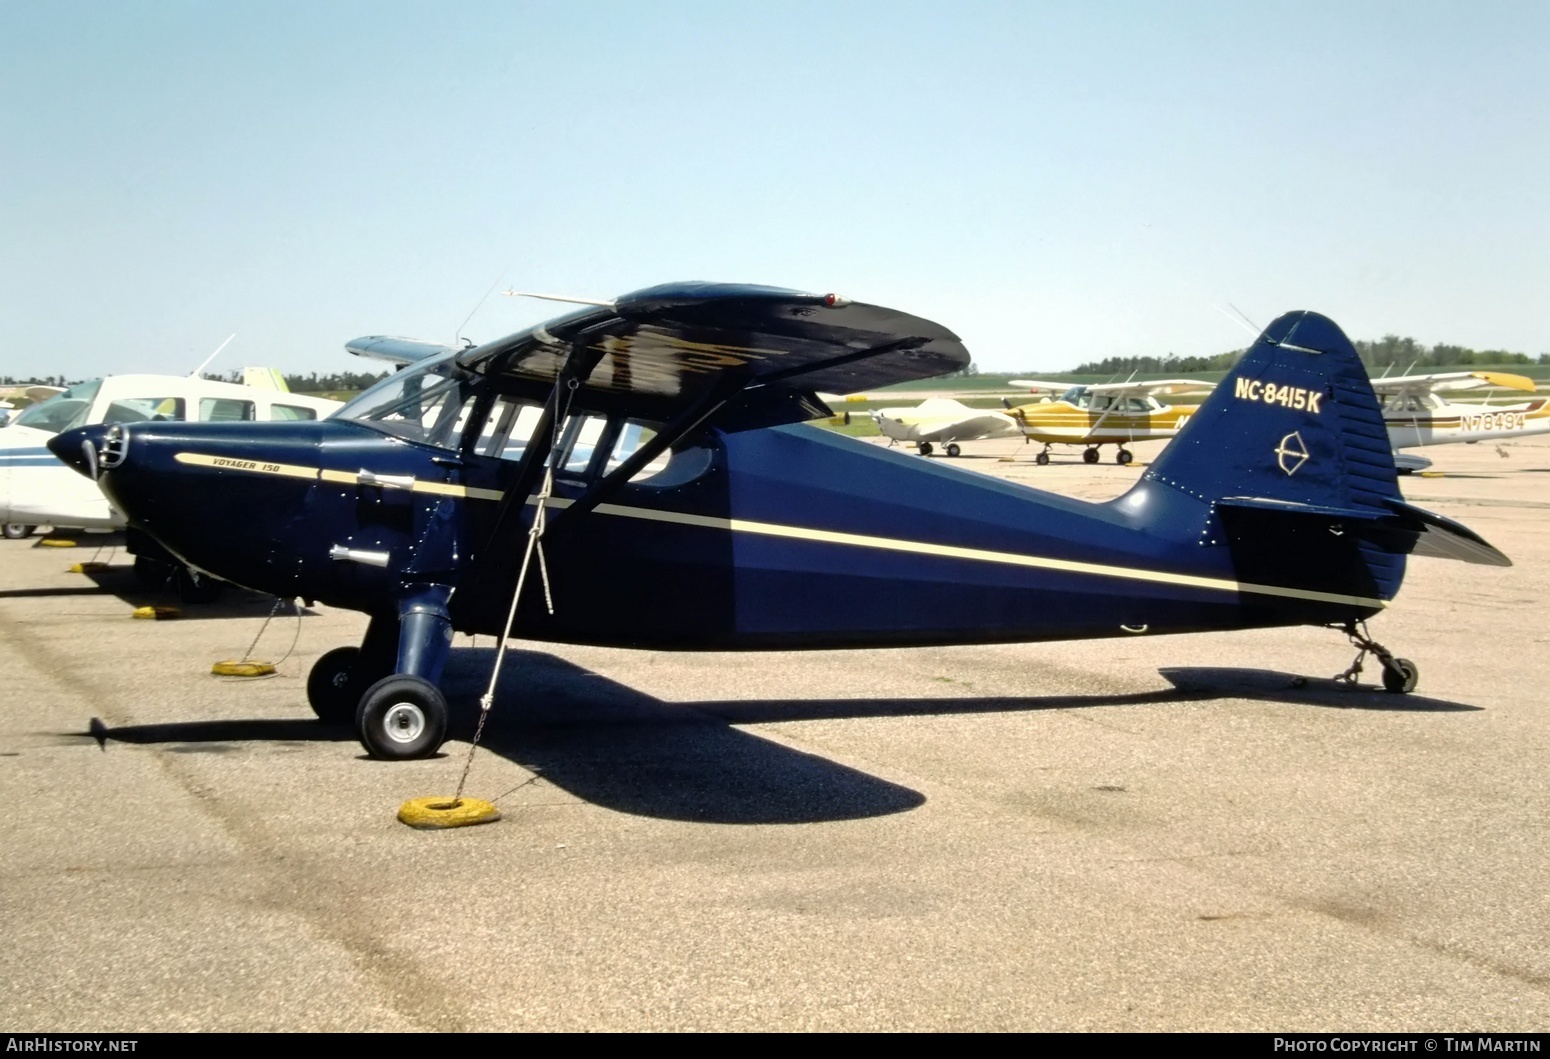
left=1116, top=448, right=1133, bottom=466
left=1335, top=620, right=1419, bottom=694
left=1082, top=447, right=1100, bottom=464
left=1034, top=446, right=1052, bottom=465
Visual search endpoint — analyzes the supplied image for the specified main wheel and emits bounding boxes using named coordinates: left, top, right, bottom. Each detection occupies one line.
left=1382, top=657, right=1419, bottom=694
left=1034, top=451, right=1051, bottom=466
left=1082, top=447, right=1100, bottom=464
left=917, top=441, right=934, bottom=456
left=3, top=524, right=35, bottom=540
left=356, top=675, right=449, bottom=760
left=307, top=646, right=363, bottom=724
left=1116, top=449, right=1134, bottom=466
left=133, top=555, right=174, bottom=588
left=945, top=443, right=961, bottom=458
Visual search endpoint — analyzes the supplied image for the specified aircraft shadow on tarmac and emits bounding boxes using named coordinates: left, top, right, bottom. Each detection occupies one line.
left=79, top=650, right=1479, bottom=824
left=1156, top=667, right=1480, bottom=712
left=0, top=557, right=313, bottom=621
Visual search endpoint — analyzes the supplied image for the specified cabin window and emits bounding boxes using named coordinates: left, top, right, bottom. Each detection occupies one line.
left=559, top=415, right=610, bottom=475
left=337, top=364, right=476, bottom=449
left=270, top=404, right=318, bottom=421
left=473, top=398, right=546, bottom=461
left=200, top=398, right=255, bottom=422
left=10, top=380, right=103, bottom=435
left=104, top=397, right=186, bottom=424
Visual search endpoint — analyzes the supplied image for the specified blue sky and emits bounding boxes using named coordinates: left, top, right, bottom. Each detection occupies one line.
left=3, top=1, right=1546, bottom=379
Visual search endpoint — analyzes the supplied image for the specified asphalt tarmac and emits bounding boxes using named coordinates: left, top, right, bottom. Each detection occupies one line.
left=2, top=434, right=1547, bottom=1031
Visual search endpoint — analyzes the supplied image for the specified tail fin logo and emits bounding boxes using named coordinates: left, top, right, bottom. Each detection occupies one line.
left=1276, top=431, right=1309, bottom=476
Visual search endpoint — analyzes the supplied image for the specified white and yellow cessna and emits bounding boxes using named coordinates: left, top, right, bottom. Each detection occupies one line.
left=1374, top=370, right=1550, bottom=472
left=1005, top=378, right=1212, bottom=465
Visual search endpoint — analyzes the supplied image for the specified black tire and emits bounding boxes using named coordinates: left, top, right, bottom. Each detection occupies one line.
left=307, top=646, right=363, bottom=724
left=1382, top=658, right=1419, bottom=694
left=356, top=675, right=448, bottom=760
left=3, top=524, right=35, bottom=540
left=946, top=443, right=961, bottom=458
left=917, top=442, right=934, bottom=456
left=1116, top=449, right=1134, bottom=466
left=174, top=566, right=224, bottom=604
left=133, top=554, right=174, bottom=588
left=1035, top=452, right=1050, bottom=466
left=1082, top=447, right=1100, bottom=464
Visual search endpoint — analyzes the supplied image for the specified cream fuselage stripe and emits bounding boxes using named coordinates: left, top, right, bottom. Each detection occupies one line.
left=172, top=450, right=1384, bottom=611
left=174, top=451, right=502, bottom=501
left=531, top=498, right=1385, bottom=610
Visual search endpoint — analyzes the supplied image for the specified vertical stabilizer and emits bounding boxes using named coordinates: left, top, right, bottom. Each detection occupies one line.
left=1143, top=310, right=1399, bottom=514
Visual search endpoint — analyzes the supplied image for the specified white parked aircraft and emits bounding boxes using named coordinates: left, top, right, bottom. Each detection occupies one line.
left=1, top=370, right=339, bottom=540
left=1373, top=370, right=1549, bottom=472
left=870, top=398, right=1020, bottom=457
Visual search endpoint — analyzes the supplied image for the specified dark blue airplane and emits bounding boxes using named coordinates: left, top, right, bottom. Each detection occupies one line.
left=50, top=283, right=1509, bottom=761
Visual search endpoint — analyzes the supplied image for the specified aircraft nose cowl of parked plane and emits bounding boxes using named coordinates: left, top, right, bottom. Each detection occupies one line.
left=49, top=425, right=113, bottom=481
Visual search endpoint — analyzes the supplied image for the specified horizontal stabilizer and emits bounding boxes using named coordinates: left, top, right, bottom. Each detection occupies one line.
left=1382, top=498, right=1512, bottom=567
left=1214, top=496, right=1510, bottom=568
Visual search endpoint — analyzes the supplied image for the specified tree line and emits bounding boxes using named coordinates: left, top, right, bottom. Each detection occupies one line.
left=1069, top=336, right=1549, bottom=376
left=3, top=369, right=392, bottom=392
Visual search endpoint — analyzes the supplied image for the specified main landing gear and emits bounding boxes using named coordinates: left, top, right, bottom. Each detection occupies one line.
left=307, top=589, right=454, bottom=759
left=1335, top=620, right=1419, bottom=694
left=916, top=441, right=963, bottom=458
left=1032, top=445, right=1132, bottom=466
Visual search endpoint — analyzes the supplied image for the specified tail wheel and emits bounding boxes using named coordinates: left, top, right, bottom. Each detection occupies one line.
left=3, top=524, right=35, bottom=540
left=945, top=443, right=961, bottom=458
left=356, top=675, right=449, bottom=760
left=1116, top=449, right=1134, bottom=466
left=1382, top=658, right=1419, bottom=694
left=1082, top=447, right=1100, bottom=464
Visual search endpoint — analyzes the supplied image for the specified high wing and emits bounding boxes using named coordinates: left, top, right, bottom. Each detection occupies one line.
left=911, top=412, right=1018, bottom=443
left=874, top=398, right=1018, bottom=442
left=347, top=336, right=464, bottom=368
left=440, top=282, right=968, bottom=431
left=1368, top=370, right=1537, bottom=398
left=1009, top=378, right=1211, bottom=399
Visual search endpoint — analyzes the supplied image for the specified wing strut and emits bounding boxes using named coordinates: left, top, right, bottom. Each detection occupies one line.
left=547, top=375, right=747, bottom=533
left=547, top=339, right=925, bottom=533
left=458, top=338, right=608, bottom=590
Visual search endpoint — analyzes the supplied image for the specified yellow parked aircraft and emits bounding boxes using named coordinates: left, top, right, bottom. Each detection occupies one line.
left=1006, top=379, right=1212, bottom=465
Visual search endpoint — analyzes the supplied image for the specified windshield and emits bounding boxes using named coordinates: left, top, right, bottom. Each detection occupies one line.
left=335, top=357, right=477, bottom=448
left=12, top=380, right=103, bottom=435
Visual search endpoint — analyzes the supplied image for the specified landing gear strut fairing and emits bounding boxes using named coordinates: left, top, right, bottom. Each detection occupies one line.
left=51, top=283, right=1509, bottom=760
